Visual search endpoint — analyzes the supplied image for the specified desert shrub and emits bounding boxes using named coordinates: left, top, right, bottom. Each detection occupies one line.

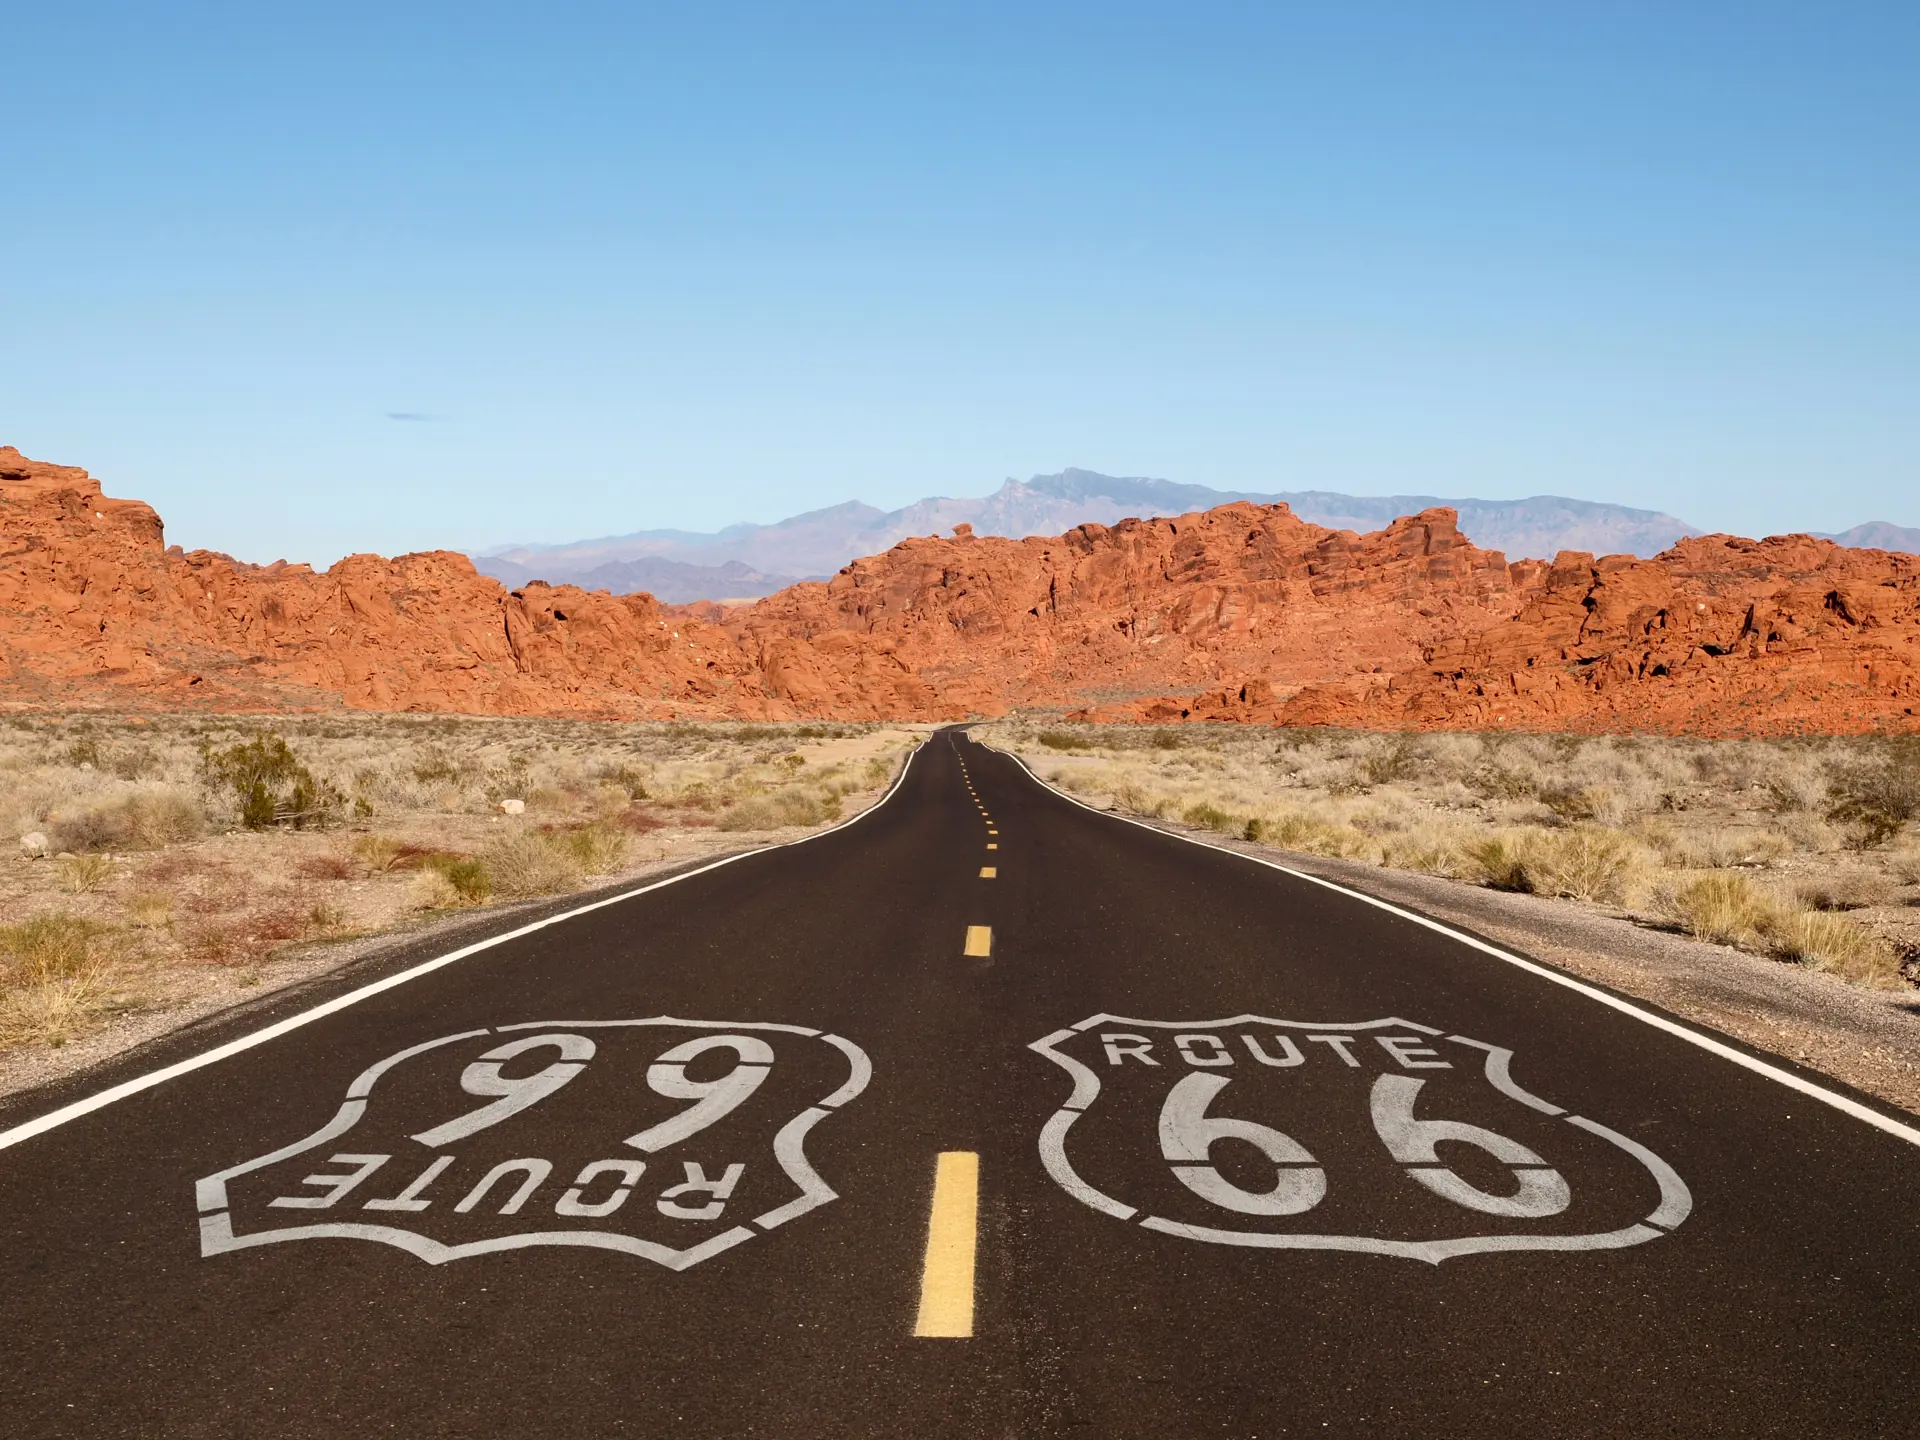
left=125, top=892, right=174, bottom=929
left=425, top=854, right=494, bottom=904
left=0, top=913, right=117, bottom=1047
left=353, top=835, right=409, bottom=872
left=718, top=796, right=781, bottom=831
left=1893, top=842, right=1920, bottom=887
left=0, top=971, right=112, bottom=1047
left=555, top=824, right=628, bottom=875
left=1539, top=783, right=1651, bottom=826
left=201, top=732, right=349, bottom=830
left=57, top=854, right=115, bottom=894
left=1524, top=827, right=1650, bottom=904
left=120, top=788, right=206, bottom=847
left=588, top=762, right=651, bottom=799
left=1825, top=751, right=1920, bottom=849
left=1182, top=802, right=1238, bottom=834
left=1795, top=868, right=1898, bottom=912
left=1772, top=910, right=1903, bottom=986
left=1667, top=872, right=1793, bottom=949
left=1110, top=782, right=1168, bottom=817
left=482, top=830, right=586, bottom=897
left=1462, top=827, right=1647, bottom=903
left=616, top=806, right=666, bottom=834
left=1376, top=824, right=1474, bottom=878
left=308, top=901, right=349, bottom=934
left=248, top=894, right=317, bottom=943
left=0, top=913, right=111, bottom=983
left=410, top=869, right=462, bottom=910
left=409, top=747, right=474, bottom=787
left=1634, top=820, right=1789, bottom=870
left=1359, top=737, right=1420, bottom=788
left=1038, top=731, right=1093, bottom=752
left=1464, top=834, right=1536, bottom=892
left=717, top=789, right=833, bottom=831
left=46, top=803, right=124, bottom=853
left=1763, top=758, right=1828, bottom=814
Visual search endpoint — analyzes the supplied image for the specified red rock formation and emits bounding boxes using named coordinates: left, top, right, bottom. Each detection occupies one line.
left=1271, top=536, right=1920, bottom=735
left=4, top=445, right=1916, bottom=735
left=0, top=447, right=775, bottom=717
left=724, top=503, right=1531, bottom=718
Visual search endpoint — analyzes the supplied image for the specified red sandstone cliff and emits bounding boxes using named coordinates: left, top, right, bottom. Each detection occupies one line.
left=0, top=447, right=778, bottom=718
left=3, top=446, right=1916, bottom=735
left=1270, top=535, right=1920, bottom=735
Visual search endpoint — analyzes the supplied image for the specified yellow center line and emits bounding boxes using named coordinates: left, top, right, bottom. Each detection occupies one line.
left=985, top=842, right=997, bottom=850
left=963, top=925, right=992, bottom=956
left=913, top=1151, right=980, bottom=1339
left=979, top=866, right=996, bottom=878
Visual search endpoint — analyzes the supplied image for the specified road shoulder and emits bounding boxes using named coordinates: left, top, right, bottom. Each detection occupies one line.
left=1024, top=781, right=1920, bottom=1120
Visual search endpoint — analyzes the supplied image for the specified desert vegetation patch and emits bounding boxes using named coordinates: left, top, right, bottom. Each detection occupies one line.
left=984, top=720, right=1920, bottom=991
left=2, top=713, right=920, bottom=1056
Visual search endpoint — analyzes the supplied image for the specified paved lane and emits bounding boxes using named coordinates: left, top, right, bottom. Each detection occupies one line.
left=3, top=728, right=1918, bottom=1437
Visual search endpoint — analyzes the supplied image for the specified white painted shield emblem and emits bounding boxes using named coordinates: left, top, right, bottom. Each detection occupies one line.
left=1032, top=1015, right=1690, bottom=1263
left=197, top=1019, right=870, bottom=1270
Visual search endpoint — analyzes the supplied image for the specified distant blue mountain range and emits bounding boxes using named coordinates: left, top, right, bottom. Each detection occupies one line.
left=472, top=469, right=1916, bottom=602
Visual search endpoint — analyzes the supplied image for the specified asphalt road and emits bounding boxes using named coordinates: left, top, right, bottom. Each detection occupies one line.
left=4, top=727, right=1920, bottom=1437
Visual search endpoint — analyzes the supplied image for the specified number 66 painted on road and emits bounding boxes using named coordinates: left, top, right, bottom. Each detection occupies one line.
left=1160, top=1072, right=1571, bottom=1219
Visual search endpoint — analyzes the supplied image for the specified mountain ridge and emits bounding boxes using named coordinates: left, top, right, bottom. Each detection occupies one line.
left=472, top=469, right=1726, bottom=599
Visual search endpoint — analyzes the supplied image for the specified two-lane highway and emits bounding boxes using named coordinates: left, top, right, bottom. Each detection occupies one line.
left=4, top=727, right=1919, bottom=1436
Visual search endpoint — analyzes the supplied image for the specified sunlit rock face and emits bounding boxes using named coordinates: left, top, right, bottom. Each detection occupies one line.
left=4, top=446, right=1915, bottom=735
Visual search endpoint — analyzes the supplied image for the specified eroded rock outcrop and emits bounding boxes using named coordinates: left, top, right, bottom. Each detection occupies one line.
left=0, top=447, right=775, bottom=717
left=1270, top=535, right=1920, bottom=735
left=4, top=445, right=1916, bottom=734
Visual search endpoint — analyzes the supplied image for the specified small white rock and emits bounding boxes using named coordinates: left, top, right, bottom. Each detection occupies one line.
left=19, top=832, right=50, bottom=859
left=499, top=798, right=526, bottom=815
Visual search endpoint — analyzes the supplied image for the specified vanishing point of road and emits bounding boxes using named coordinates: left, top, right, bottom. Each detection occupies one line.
left=3, top=728, right=1918, bottom=1437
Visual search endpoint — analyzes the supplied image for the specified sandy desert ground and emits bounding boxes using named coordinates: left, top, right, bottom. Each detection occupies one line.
left=0, top=713, right=925, bottom=1090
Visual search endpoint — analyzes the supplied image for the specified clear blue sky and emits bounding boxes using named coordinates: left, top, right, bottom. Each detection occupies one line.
left=4, top=2, right=1915, bottom=564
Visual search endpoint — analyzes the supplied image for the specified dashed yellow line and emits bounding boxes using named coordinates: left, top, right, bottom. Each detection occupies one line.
left=979, top=866, right=996, bottom=878
left=963, top=925, right=992, bottom=956
left=985, top=842, right=997, bottom=850
left=913, top=1151, right=980, bottom=1339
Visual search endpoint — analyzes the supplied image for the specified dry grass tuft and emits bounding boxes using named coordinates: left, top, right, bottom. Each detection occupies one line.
left=125, top=891, right=175, bottom=929
left=1795, top=868, right=1899, bottom=912
left=424, top=854, right=493, bottom=905
left=1889, top=842, right=1920, bottom=887
left=1519, top=827, right=1652, bottom=905
left=352, top=835, right=410, bottom=873
left=57, top=853, right=115, bottom=894
left=554, top=824, right=629, bottom=875
left=409, top=869, right=464, bottom=911
left=0, top=913, right=123, bottom=1047
left=481, top=830, right=587, bottom=898
left=1774, top=910, right=1905, bottom=987
left=1668, top=872, right=1789, bottom=949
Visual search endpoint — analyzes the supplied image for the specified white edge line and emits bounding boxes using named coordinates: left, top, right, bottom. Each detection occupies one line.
left=0, top=737, right=927, bottom=1154
left=987, top=741, right=1920, bottom=1150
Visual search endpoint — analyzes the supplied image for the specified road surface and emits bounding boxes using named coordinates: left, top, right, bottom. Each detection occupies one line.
left=4, top=727, right=1919, bottom=1437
